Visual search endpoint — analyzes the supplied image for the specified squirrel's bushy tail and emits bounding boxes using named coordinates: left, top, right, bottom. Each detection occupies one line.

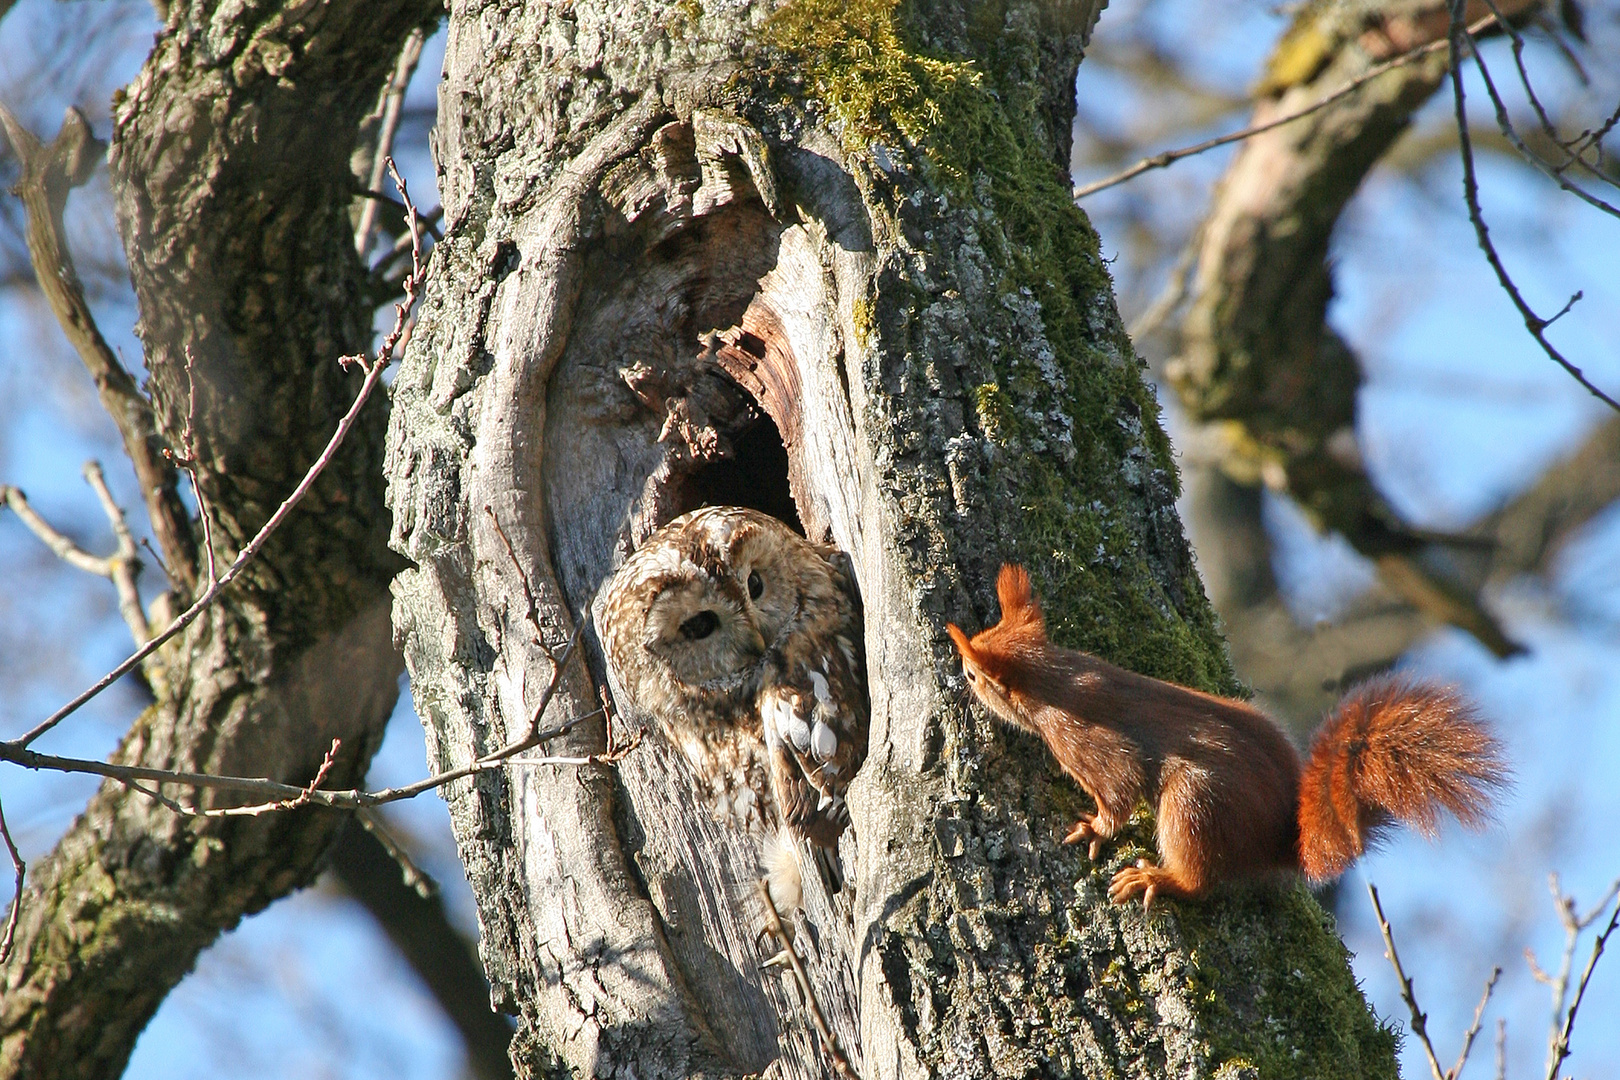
left=1297, top=676, right=1507, bottom=882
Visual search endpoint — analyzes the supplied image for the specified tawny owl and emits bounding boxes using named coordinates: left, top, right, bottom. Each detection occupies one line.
left=596, top=506, right=868, bottom=852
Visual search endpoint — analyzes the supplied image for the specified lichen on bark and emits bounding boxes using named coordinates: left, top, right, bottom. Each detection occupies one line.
left=386, top=1, right=1409, bottom=1076
left=764, top=2, right=1402, bottom=1076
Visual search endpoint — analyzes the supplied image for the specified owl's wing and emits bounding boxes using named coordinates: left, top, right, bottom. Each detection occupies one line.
left=757, top=646, right=868, bottom=848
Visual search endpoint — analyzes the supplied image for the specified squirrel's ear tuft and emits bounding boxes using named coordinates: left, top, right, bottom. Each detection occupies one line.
left=946, top=622, right=974, bottom=658
left=997, top=564, right=1041, bottom=618
left=992, top=563, right=1047, bottom=645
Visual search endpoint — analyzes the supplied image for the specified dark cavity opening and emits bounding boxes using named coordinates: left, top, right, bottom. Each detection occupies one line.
left=676, top=413, right=802, bottom=535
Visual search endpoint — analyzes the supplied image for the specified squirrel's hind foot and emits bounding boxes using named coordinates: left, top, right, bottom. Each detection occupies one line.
left=1109, top=859, right=1201, bottom=909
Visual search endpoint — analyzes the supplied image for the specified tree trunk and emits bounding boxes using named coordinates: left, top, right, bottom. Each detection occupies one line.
left=388, top=2, right=1401, bottom=1078
left=0, top=3, right=439, bottom=1077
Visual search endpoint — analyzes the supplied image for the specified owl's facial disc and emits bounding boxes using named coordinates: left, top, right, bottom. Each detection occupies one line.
left=729, top=535, right=806, bottom=648
left=644, top=576, right=765, bottom=687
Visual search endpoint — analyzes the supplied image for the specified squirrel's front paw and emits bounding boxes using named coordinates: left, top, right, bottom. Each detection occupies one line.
left=1061, top=816, right=1108, bottom=861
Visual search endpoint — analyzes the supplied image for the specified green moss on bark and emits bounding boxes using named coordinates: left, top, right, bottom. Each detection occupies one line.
left=768, top=3, right=1402, bottom=1077
left=768, top=0, right=1230, bottom=692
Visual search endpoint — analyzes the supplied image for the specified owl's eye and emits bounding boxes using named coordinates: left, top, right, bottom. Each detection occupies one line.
left=679, top=610, right=721, bottom=641
left=747, top=570, right=764, bottom=601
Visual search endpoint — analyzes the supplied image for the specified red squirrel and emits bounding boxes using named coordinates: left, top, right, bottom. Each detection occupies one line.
left=947, top=564, right=1507, bottom=908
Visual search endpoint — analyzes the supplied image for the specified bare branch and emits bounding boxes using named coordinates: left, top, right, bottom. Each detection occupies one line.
left=356, top=807, right=436, bottom=898
left=81, top=461, right=150, bottom=647
left=0, top=485, right=113, bottom=578
left=1461, top=17, right=1620, bottom=220
left=1368, top=882, right=1447, bottom=1080
left=0, top=707, right=605, bottom=815
left=758, top=879, right=860, bottom=1080
left=165, top=349, right=221, bottom=590
left=1547, top=887, right=1620, bottom=1080
left=1528, top=873, right=1620, bottom=1078
left=1073, top=16, right=1498, bottom=201
left=7, top=158, right=430, bottom=748
left=0, top=793, right=22, bottom=964
left=0, top=102, right=198, bottom=588
left=487, top=503, right=552, bottom=660
left=1445, top=0, right=1620, bottom=413
left=354, top=28, right=426, bottom=257
left=0, top=469, right=149, bottom=648
left=0, top=604, right=610, bottom=819
left=1449, top=966, right=1501, bottom=1080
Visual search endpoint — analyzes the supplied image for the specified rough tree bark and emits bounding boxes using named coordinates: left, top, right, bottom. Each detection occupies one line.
left=387, top=2, right=1401, bottom=1077
left=0, top=3, right=440, bottom=1077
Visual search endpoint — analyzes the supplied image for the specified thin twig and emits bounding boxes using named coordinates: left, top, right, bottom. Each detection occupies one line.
left=1543, top=876, right=1620, bottom=1080
left=1449, top=967, right=1501, bottom=1080
left=0, top=793, right=23, bottom=964
left=357, top=808, right=436, bottom=898
left=82, top=461, right=150, bottom=647
left=165, top=348, right=220, bottom=590
left=0, top=605, right=616, bottom=818
left=0, top=709, right=604, bottom=815
left=9, top=158, right=431, bottom=748
left=758, top=878, right=860, bottom=1080
left=0, top=475, right=148, bottom=648
left=1494, top=1019, right=1508, bottom=1080
left=487, top=504, right=551, bottom=659
left=1477, top=0, right=1557, bottom=138
left=1073, top=17, right=1497, bottom=201
left=1445, top=0, right=1620, bottom=414
left=1460, top=17, right=1620, bottom=220
left=0, top=485, right=113, bottom=577
left=178, top=738, right=343, bottom=817
left=1368, top=883, right=1447, bottom=1080
left=138, top=537, right=176, bottom=587
left=1127, top=234, right=1200, bottom=342
left=355, top=28, right=426, bottom=257
left=1525, top=874, right=1580, bottom=1043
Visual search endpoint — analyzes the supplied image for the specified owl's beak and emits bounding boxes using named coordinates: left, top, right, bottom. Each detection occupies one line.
left=745, top=627, right=766, bottom=657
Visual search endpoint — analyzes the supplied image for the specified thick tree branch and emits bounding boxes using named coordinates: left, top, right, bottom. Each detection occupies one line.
left=0, top=4, right=441, bottom=1076
left=0, top=103, right=198, bottom=591
left=1162, top=0, right=1546, bottom=656
left=326, top=820, right=515, bottom=1080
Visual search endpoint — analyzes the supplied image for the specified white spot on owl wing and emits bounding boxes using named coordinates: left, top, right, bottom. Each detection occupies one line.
left=807, top=668, right=833, bottom=707
left=786, top=713, right=812, bottom=753
left=761, top=690, right=812, bottom=753
left=811, top=720, right=837, bottom=761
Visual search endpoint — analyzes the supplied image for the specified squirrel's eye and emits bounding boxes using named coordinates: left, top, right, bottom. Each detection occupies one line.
left=747, top=569, right=764, bottom=601
left=679, top=610, right=720, bottom=641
